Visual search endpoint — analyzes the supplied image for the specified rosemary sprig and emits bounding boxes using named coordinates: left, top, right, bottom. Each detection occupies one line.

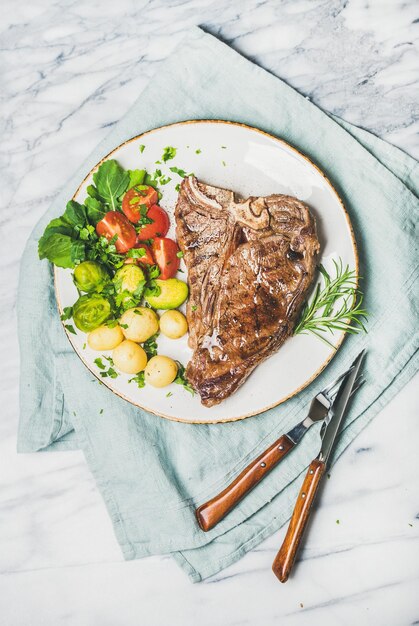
left=294, top=258, right=368, bottom=348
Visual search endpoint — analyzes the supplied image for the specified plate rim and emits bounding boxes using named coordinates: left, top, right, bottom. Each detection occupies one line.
left=54, top=119, right=359, bottom=424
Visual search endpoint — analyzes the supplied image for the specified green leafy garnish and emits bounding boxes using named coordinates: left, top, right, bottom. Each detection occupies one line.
left=100, top=367, right=118, bottom=379
left=176, top=251, right=184, bottom=258
left=84, top=197, right=107, bottom=225
left=174, top=362, right=195, bottom=395
left=96, top=355, right=118, bottom=378
left=38, top=200, right=88, bottom=268
left=127, top=169, right=146, bottom=190
left=60, top=306, right=73, bottom=321
left=92, top=160, right=130, bottom=210
left=169, top=166, right=187, bottom=178
left=161, top=146, right=177, bottom=162
left=64, top=324, right=77, bottom=335
left=294, top=259, right=368, bottom=348
left=126, top=247, right=146, bottom=259
left=139, top=144, right=145, bottom=153
left=195, top=149, right=201, bottom=154
left=143, top=334, right=158, bottom=358
left=129, top=371, right=146, bottom=388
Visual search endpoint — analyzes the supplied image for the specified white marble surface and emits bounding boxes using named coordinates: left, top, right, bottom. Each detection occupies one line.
left=1, top=1, right=418, bottom=624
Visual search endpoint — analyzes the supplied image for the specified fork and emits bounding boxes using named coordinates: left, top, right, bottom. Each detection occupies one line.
left=196, top=367, right=365, bottom=532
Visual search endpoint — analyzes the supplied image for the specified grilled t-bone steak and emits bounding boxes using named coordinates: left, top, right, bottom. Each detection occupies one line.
left=175, top=176, right=320, bottom=407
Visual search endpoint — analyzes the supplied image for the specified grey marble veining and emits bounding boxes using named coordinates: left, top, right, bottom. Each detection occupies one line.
left=1, top=1, right=418, bottom=624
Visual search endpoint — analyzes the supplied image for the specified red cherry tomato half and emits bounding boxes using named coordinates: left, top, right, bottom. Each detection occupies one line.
left=152, top=237, right=180, bottom=280
left=135, top=204, right=170, bottom=240
left=96, top=211, right=137, bottom=254
left=122, top=187, right=159, bottom=223
left=124, top=243, right=155, bottom=266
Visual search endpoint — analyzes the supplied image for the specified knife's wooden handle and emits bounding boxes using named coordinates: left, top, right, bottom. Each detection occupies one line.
left=196, top=434, right=295, bottom=532
left=272, top=458, right=326, bottom=583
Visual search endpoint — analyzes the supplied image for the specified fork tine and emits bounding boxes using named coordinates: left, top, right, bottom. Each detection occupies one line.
left=328, top=374, right=365, bottom=402
left=321, top=364, right=355, bottom=398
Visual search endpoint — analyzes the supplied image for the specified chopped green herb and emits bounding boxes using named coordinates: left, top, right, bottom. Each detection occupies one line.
left=129, top=371, right=146, bottom=388
left=336, top=519, right=340, bottom=525
left=222, top=160, right=226, bottom=166
left=191, top=305, right=197, bottom=312
left=221, top=145, right=227, bottom=149
left=94, top=357, right=105, bottom=369
left=139, top=144, right=145, bottom=153
left=99, top=408, right=104, bottom=414
left=176, top=251, right=184, bottom=258
left=119, top=323, right=128, bottom=329
left=105, top=318, right=119, bottom=328
left=161, top=146, right=177, bottom=162
left=143, top=334, right=158, bottom=358
left=175, top=183, right=180, bottom=192
left=195, top=149, right=201, bottom=154
left=82, top=343, right=86, bottom=349
left=60, top=306, right=73, bottom=321
left=166, top=392, right=173, bottom=397
left=170, top=166, right=187, bottom=178
left=100, top=367, right=118, bottom=379
left=64, top=324, right=77, bottom=335
left=126, top=247, right=146, bottom=259
left=148, top=264, right=161, bottom=280
left=174, top=362, right=195, bottom=395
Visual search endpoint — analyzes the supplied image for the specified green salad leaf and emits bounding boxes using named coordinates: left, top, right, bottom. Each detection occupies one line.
left=92, top=159, right=130, bottom=210
left=127, top=169, right=146, bottom=189
left=38, top=232, right=83, bottom=268
left=84, top=197, right=107, bottom=225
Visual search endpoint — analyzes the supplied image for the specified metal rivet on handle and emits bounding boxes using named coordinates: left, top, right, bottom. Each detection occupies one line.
left=301, top=493, right=306, bottom=499
left=260, top=462, right=266, bottom=468
left=309, top=469, right=314, bottom=475
left=279, top=445, right=284, bottom=451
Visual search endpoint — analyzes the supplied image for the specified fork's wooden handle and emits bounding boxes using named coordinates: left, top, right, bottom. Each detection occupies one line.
left=272, top=458, right=326, bottom=583
left=196, top=434, right=295, bottom=531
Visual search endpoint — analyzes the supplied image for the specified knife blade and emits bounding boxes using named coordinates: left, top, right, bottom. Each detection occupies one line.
left=272, top=349, right=366, bottom=583
left=318, top=349, right=365, bottom=463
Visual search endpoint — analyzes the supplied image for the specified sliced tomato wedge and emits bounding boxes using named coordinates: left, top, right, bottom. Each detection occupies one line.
left=122, top=186, right=159, bottom=223
left=152, top=237, right=180, bottom=280
left=96, top=211, right=136, bottom=254
left=134, top=204, right=170, bottom=240
left=124, top=243, right=155, bottom=266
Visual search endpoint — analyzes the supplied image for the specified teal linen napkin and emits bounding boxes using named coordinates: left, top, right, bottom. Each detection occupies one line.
left=17, top=27, right=419, bottom=582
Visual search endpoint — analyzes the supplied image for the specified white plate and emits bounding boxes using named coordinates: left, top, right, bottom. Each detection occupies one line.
left=55, top=120, right=358, bottom=423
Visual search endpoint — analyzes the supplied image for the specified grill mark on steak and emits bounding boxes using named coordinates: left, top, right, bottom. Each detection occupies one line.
left=175, top=176, right=320, bottom=407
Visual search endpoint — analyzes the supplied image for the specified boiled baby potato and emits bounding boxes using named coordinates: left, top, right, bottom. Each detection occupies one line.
left=113, top=340, right=147, bottom=374
left=145, top=355, right=178, bottom=388
left=144, top=279, right=188, bottom=310
left=120, top=307, right=159, bottom=342
left=87, top=324, right=124, bottom=351
left=159, top=310, right=188, bottom=339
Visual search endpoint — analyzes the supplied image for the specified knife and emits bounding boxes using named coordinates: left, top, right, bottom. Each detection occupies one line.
left=196, top=364, right=361, bottom=532
left=272, top=349, right=365, bottom=583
